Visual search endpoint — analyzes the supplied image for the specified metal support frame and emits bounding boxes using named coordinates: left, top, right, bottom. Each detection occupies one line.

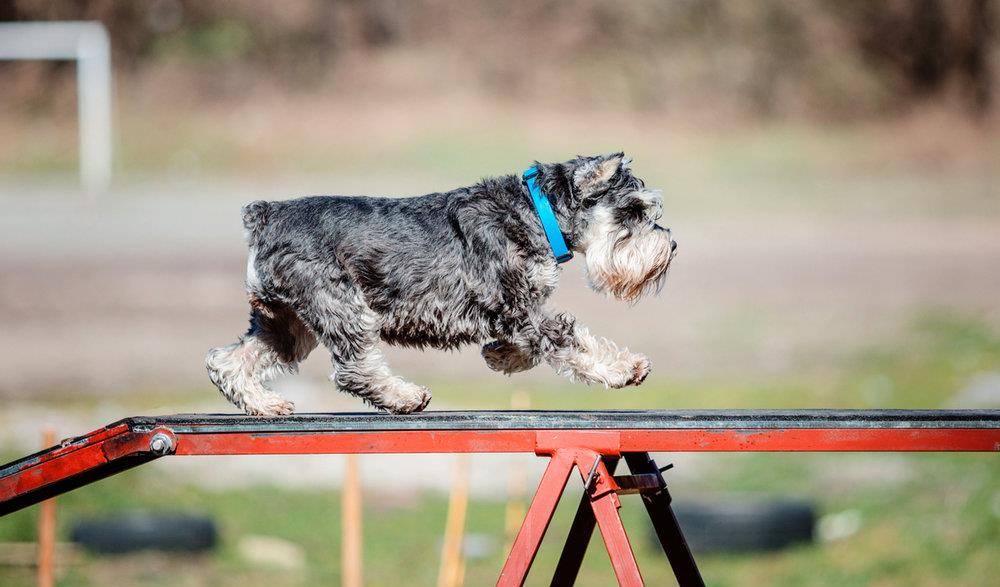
left=500, top=437, right=700, bottom=586
left=1, top=410, right=998, bottom=584
left=498, top=446, right=648, bottom=586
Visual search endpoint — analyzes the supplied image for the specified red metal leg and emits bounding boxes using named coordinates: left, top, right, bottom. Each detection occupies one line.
left=551, top=457, right=620, bottom=586
left=498, top=450, right=575, bottom=586
left=581, top=456, right=645, bottom=587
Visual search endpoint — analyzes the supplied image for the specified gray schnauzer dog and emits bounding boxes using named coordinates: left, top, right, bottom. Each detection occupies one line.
left=206, top=153, right=676, bottom=416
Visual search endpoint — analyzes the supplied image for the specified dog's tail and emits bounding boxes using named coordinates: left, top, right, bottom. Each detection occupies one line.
left=241, top=200, right=272, bottom=244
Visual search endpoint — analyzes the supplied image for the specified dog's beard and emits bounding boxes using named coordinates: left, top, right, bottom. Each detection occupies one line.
left=584, top=223, right=674, bottom=303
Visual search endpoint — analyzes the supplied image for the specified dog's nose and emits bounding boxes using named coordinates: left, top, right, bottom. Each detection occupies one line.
left=670, top=240, right=678, bottom=252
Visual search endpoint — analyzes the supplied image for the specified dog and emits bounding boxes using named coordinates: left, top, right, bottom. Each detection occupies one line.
left=206, top=153, right=676, bottom=416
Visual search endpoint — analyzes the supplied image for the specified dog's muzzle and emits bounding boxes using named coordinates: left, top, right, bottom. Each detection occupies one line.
left=586, top=223, right=676, bottom=302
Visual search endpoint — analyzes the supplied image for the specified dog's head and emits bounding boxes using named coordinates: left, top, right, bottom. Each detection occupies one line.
left=539, top=153, right=676, bottom=302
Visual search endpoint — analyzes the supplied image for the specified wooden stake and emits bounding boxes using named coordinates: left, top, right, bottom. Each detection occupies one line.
left=37, top=428, right=56, bottom=587
left=341, top=454, right=362, bottom=587
left=437, top=454, right=469, bottom=587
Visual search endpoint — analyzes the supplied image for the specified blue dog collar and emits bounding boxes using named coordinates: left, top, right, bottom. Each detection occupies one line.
left=522, top=166, right=573, bottom=263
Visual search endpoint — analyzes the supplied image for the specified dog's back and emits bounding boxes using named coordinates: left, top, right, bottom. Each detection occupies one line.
left=241, top=193, right=475, bottom=307
left=242, top=193, right=460, bottom=249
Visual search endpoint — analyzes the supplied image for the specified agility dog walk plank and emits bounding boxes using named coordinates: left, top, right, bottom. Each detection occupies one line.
left=116, top=408, right=1000, bottom=431
left=1, top=410, right=998, bottom=586
left=2, top=409, right=997, bottom=517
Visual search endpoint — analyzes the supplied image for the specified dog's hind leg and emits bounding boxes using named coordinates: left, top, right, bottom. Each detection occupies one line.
left=296, top=286, right=431, bottom=414
left=206, top=298, right=318, bottom=416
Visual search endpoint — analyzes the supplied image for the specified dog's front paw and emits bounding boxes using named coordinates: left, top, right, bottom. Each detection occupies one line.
left=375, top=378, right=432, bottom=415
left=243, top=393, right=296, bottom=417
left=628, top=354, right=651, bottom=386
left=482, top=341, right=539, bottom=374
left=604, top=353, right=651, bottom=389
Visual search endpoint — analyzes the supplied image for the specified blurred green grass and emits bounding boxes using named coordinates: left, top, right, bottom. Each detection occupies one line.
left=1, top=313, right=997, bottom=585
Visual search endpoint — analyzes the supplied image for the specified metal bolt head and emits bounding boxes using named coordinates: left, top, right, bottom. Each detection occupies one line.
left=149, top=432, right=173, bottom=455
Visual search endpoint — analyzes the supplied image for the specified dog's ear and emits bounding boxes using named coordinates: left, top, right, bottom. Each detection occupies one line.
left=573, top=153, right=624, bottom=192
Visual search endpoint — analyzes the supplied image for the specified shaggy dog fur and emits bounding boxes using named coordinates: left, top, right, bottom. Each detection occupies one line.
left=206, top=153, right=676, bottom=415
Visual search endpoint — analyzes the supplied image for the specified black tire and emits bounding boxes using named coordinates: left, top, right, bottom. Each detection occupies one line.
left=70, top=512, right=218, bottom=554
left=664, top=497, right=816, bottom=553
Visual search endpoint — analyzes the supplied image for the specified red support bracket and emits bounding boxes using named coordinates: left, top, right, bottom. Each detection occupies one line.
left=534, top=431, right=621, bottom=456
left=499, top=437, right=645, bottom=587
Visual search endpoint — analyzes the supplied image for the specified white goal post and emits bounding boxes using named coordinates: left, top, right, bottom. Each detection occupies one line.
left=0, top=21, right=113, bottom=195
